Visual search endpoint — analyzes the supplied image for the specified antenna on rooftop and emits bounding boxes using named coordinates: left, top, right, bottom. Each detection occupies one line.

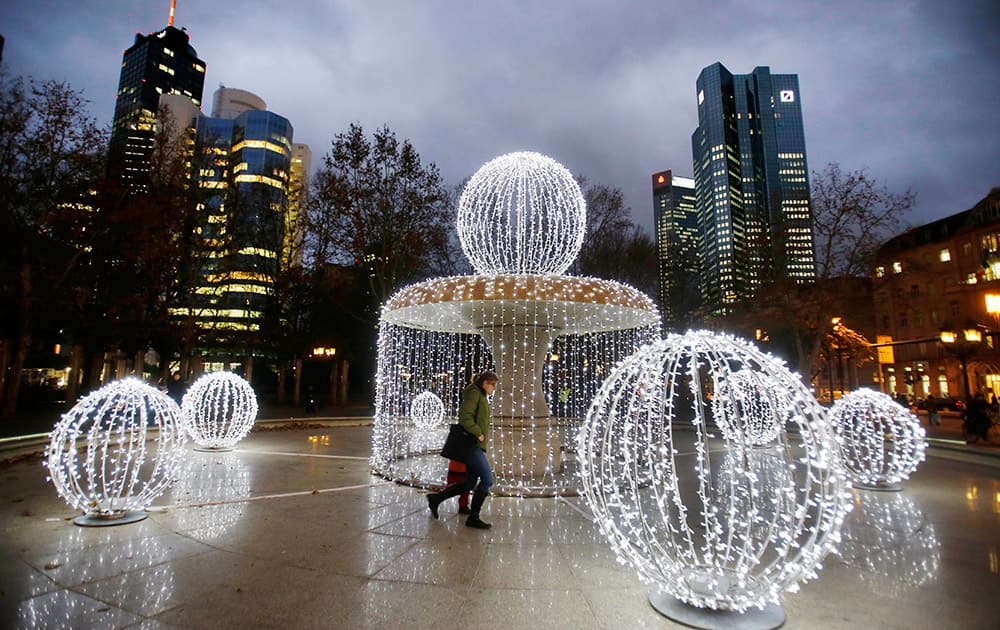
left=168, top=0, right=177, bottom=27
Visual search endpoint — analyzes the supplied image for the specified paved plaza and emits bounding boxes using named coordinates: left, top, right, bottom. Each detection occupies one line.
left=0, top=422, right=998, bottom=629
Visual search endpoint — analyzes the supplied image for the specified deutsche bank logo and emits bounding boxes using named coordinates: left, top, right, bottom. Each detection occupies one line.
left=780, top=90, right=795, bottom=103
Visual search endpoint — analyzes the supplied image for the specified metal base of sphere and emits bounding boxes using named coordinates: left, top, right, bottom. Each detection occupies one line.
left=648, top=590, right=785, bottom=630
left=73, top=510, right=149, bottom=527
left=193, top=445, right=235, bottom=453
left=852, top=481, right=903, bottom=492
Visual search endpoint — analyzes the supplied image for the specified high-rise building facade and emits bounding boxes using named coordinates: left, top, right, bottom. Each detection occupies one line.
left=652, top=170, right=699, bottom=329
left=691, top=63, right=816, bottom=314
left=108, top=24, right=206, bottom=192
left=161, top=89, right=304, bottom=344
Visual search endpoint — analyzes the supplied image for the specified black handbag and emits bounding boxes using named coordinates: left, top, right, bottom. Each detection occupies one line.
left=440, top=423, right=476, bottom=463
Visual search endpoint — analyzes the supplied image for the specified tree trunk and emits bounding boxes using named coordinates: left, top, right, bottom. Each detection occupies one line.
left=1, top=259, right=33, bottom=420
left=277, top=360, right=287, bottom=403
left=328, top=361, right=339, bottom=406
left=293, top=358, right=302, bottom=406
left=66, top=344, right=84, bottom=404
left=338, top=360, right=349, bottom=405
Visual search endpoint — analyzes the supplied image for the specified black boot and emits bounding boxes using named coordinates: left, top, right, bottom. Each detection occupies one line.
left=427, top=484, right=465, bottom=519
left=465, top=490, right=491, bottom=529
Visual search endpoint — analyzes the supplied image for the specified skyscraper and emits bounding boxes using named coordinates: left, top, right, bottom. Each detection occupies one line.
left=161, top=89, right=305, bottom=347
left=652, top=170, right=699, bottom=329
left=108, top=16, right=206, bottom=192
left=691, top=63, right=815, bottom=314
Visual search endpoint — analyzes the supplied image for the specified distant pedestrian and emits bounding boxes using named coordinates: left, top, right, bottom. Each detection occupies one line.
left=925, top=394, right=941, bottom=426
left=305, top=386, right=317, bottom=414
left=963, top=392, right=991, bottom=444
left=166, top=371, right=186, bottom=404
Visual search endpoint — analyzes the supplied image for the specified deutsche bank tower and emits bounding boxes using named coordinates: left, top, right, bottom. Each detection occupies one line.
left=692, top=63, right=816, bottom=315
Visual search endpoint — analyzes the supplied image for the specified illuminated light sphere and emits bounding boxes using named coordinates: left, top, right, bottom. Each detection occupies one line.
left=181, top=372, right=259, bottom=450
left=713, top=368, right=787, bottom=446
left=456, top=151, right=585, bottom=275
left=45, top=377, right=188, bottom=525
left=828, top=388, right=926, bottom=489
left=410, top=391, right=445, bottom=430
left=578, top=331, right=851, bottom=621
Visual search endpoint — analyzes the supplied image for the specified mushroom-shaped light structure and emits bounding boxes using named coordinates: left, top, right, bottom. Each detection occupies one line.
left=45, top=377, right=188, bottom=526
left=410, top=391, right=445, bottom=430
left=577, top=331, right=851, bottom=625
left=181, top=372, right=259, bottom=450
left=828, top=388, right=926, bottom=490
left=371, top=151, right=660, bottom=496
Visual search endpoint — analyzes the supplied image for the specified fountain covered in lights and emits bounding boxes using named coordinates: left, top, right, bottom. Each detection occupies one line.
left=370, top=152, right=660, bottom=495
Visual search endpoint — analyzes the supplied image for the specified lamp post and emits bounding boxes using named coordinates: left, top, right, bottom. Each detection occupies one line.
left=940, top=327, right=982, bottom=401
left=986, top=293, right=1000, bottom=329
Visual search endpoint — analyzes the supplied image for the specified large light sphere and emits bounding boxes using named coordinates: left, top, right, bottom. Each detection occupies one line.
left=45, top=377, right=188, bottom=520
left=181, top=372, right=259, bottom=449
left=410, top=391, right=445, bottom=430
left=828, top=388, right=926, bottom=488
left=713, top=368, right=787, bottom=446
left=456, top=151, right=585, bottom=275
left=578, top=331, right=851, bottom=614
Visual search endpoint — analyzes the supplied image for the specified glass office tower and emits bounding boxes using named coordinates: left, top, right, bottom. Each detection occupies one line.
left=691, top=63, right=816, bottom=314
left=108, top=25, right=206, bottom=192
left=652, top=170, right=700, bottom=329
left=163, top=91, right=296, bottom=346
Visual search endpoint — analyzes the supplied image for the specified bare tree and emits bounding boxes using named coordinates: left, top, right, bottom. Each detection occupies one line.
left=0, top=73, right=106, bottom=419
left=812, top=162, right=915, bottom=279
left=307, top=123, right=452, bottom=322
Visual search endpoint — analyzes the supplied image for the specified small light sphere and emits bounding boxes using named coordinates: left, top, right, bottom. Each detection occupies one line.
left=181, top=372, right=259, bottom=449
left=410, top=391, right=445, bottom=430
left=577, top=330, right=851, bottom=613
left=457, top=151, right=585, bottom=275
left=45, top=377, right=188, bottom=518
left=828, top=388, right=927, bottom=487
left=713, top=368, right=786, bottom=446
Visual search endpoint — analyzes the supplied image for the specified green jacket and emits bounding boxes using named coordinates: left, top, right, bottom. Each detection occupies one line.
left=458, top=382, right=491, bottom=451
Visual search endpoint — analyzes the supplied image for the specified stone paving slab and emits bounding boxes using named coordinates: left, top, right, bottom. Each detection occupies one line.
left=0, top=425, right=997, bottom=629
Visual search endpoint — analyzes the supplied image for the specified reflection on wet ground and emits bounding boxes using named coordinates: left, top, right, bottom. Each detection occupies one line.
left=0, top=425, right=997, bottom=629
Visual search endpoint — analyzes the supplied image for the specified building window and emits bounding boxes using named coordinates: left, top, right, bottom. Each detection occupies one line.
left=875, top=266, right=885, bottom=278
left=939, top=248, right=951, bottom=262
left=950, top=302, right=960, bottom=317
left=931, top=309, right=940, bottom=324
left=881, top=316, right=890, bottom=329
left=892, top=261, right=903, bottom=273
left=963, top=242, right=972, bottom=257
left=910, top=284, right=919, bottom=297
left=967, top=273, right=979, bottom=285
left=938, top=374, right=948, bottom=397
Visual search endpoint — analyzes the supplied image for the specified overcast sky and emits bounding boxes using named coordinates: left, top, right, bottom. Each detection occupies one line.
left=2, top=0, right=997, bottom=234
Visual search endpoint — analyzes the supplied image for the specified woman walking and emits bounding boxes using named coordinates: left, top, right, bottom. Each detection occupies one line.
left=427, top=371, right=498, bottom=529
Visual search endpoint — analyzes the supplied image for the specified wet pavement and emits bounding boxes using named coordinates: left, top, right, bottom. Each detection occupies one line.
left=0, top=424, right=998, bottom=629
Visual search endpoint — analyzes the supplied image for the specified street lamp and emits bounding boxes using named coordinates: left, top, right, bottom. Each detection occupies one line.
left=986, top=293, right=1000, bottom=329
left=940, top=326, right=982, bottom=400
